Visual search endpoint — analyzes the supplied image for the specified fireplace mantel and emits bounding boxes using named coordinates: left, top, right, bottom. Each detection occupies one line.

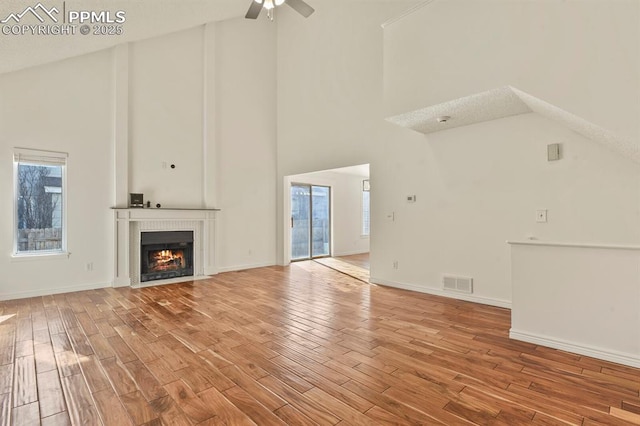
left=113, top=208, right=219, bottom=287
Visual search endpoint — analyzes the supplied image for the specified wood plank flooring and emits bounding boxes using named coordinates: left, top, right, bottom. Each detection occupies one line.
left=335, top=253, right=370, bottom=270
left=1, top=261, right=640, bottom=425
left=314, top=257, right=369, bottom=284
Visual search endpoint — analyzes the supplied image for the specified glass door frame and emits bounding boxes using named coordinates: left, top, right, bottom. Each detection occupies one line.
left=290, top=183, right=332, bottom=261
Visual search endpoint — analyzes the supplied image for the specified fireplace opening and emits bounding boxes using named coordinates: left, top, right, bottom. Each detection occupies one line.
left=140, top=231, right=194, bottom=282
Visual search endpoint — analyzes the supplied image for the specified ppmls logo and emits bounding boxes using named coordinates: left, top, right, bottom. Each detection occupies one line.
left=1, top=2, right=126, bottom=36
left=1, top=3, right=59, bottom=24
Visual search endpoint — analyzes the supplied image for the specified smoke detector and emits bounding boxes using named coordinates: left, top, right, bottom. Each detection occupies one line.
left=437, top=116, right=451, bottom=123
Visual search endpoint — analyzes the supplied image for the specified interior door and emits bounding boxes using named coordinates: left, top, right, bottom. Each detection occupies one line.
left=291, top=184, right=331, bottom=260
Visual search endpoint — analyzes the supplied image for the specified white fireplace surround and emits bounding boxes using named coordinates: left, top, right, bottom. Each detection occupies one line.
left=113, top=208, right=219, bottom=288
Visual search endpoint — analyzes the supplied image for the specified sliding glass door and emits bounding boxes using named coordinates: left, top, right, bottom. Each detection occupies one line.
left=291, top=184, right=330, bottom=260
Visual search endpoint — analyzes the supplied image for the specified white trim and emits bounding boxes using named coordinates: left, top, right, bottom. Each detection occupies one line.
left=14, top=147, right=68, bottom=164
left=217, top=261, right=275, bottom=273
left=333, top=249, right=369, bottom=257
left=381, top=0, right=436, bottom=28
left=113, top=44, right=130, bottom=208
left=13, top=148, right=68, bottom=256
left=370, top=276, right=511, bottom=309
left=0, top=281, right=110, bottom=302
left=507, top=240, right=640, bottom=250
left=113, top=209, right=218, bottom=286
left=361, top=184, right=370, bottom=237
left=112, top=277, right=131, bottom=288
left=11, top=252, right=70, bottom=262
left=509, top=329, right=640, bottom=369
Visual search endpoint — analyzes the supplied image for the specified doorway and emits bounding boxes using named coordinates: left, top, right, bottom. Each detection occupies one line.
left=291, top=184, right=331, bottom=260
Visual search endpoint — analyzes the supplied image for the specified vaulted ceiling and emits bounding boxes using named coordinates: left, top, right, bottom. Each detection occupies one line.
left=0, top=0, right=249, bottom=74
left=0, top=0, right=415, bottom=75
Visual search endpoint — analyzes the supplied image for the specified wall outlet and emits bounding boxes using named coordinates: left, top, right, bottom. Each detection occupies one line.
left=387, top=212, right=395, bottom=221
left=406, top=195, right=416, bottom=203
left=393, top=260, right=398, bottom=270
left=86, top=262, right=94, bottom=272
left=536, top=209, right=548, bottom=223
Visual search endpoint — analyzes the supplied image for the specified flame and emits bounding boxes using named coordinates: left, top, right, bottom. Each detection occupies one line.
left=149, top=249, right=185, bottom=272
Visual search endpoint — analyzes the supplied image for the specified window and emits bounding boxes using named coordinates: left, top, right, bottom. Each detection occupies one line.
left=362, top=179, right=370, bottom=236
left=14, top=149, right=67, bottom=256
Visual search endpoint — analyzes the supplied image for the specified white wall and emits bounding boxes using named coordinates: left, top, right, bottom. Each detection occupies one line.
left=2, top=0, right=638, bottom=320
left=129, top=20, right=277, bottom=272
left=213, top=18, right=277, bottom=272
left=276, top=0, right=640, bottom=308
left=0, top=18, right=278, bottom=298
left=276, top=1, right=417, bottom=263
left=372, top=113, right=640, bottom=306
left=330, top=172, right=370, bottom=256
left=287, top=169, right=370, bottom=260
left=129, top=27, right=205, bottom=207
left=0, top=50, right=115, bottom=299
left=510, top=242, right=640, bottom=367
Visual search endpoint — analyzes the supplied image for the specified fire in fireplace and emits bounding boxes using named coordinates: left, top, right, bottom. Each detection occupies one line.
left=140, top=231, right=194, bottom=282
left=148, top=249, right=185, bottom=272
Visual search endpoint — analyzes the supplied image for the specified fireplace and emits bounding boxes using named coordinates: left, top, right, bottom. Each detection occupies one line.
left=140, top=231, right=194, bottom=282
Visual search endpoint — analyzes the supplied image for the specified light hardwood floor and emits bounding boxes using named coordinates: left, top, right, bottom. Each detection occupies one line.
left=335, top=254, right=370, bottom=270
left=1, top=261, right=640, bottom=425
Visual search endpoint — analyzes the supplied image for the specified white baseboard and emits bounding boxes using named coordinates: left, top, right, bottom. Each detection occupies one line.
left=369, top=276, right=511, bottom=309
left=510, top=329, right=640, bottom=369
left=112, top=277, right=131, bottom=288
left=0, top=281, right=111, bottom=301
left=203, top=266, right=218, bottom=276
left=217, top=261, right=275, bottom=273
left=333, top=250, right=369, bottom=257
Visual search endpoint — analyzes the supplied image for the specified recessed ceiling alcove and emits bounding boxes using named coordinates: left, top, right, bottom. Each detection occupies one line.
left=386, top=85, right=639, bottom=164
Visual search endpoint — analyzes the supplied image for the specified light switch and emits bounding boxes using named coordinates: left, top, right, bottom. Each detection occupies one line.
left=406, top=195, right=416, bottom=203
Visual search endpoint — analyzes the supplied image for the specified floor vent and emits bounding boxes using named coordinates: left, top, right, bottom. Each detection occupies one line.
left=443, top=275, right=473, bottom=294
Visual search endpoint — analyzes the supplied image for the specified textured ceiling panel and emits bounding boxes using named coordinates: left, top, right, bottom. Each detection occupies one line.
left=386, top=86, right=639, bottom=164
left=511, top=88, right=640, bottom=164
left=385, top=86, right=532, bottom=134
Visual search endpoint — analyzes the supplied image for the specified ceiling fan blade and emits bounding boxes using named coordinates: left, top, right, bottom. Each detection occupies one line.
left=286, top=0, right=315, bottom=18
left=245, top=0, right=263, bottom=19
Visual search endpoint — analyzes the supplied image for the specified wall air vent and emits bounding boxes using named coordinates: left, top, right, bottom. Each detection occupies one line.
left=442, top=275, right=473, bottom=294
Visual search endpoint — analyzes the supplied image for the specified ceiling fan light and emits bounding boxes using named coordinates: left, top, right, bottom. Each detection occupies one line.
left=264, top=0, right=274, bottom=9
left=275, top=0, right=285, bottom=5
left=254, top=0, right=263, bottom=3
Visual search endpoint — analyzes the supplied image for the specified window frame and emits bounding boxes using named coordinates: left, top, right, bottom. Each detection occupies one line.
left=13, top=148, right=69, bottom=258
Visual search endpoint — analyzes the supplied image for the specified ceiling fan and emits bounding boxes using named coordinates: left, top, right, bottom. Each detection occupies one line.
left=245, top=0, right=315, bottom=20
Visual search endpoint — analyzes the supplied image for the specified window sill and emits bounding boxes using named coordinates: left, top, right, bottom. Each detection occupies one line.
left=11, top=252, right=70, bottom=262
